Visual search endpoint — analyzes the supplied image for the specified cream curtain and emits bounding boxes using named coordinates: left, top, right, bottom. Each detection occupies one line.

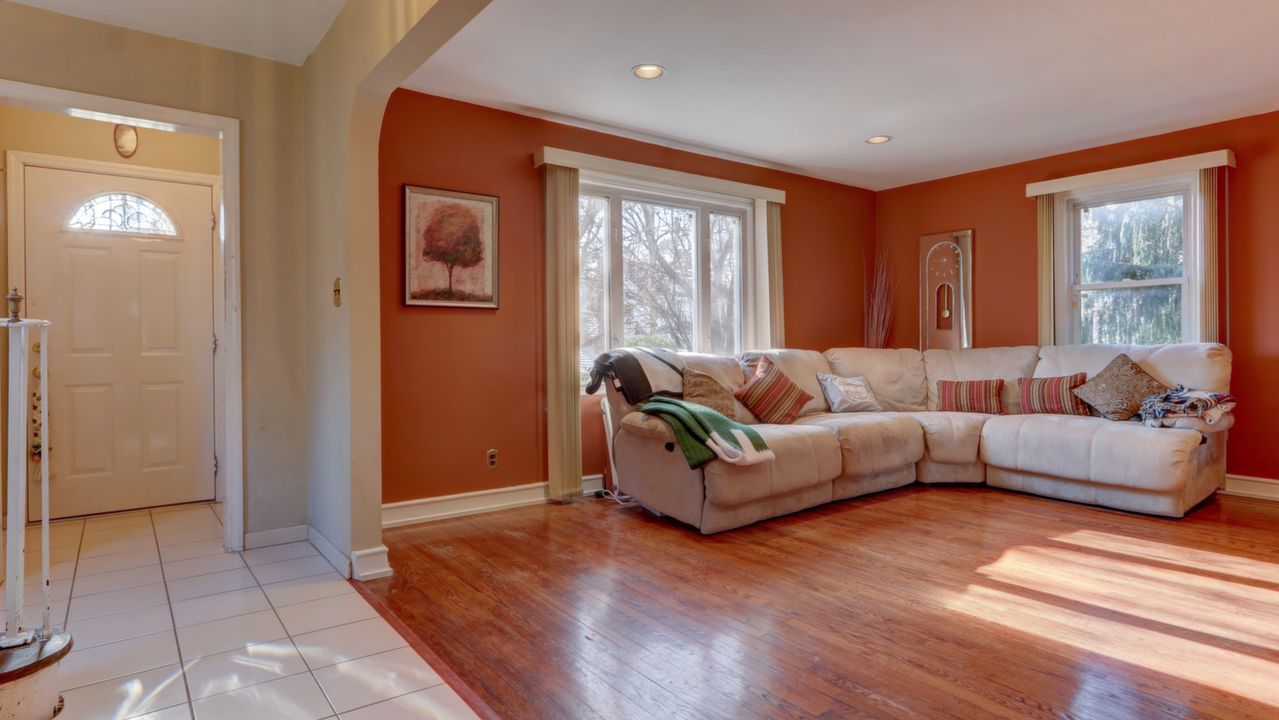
left=544, top=164, right=582, bottom=503
left=1035, top=194, right=1055, bottom=346
left=1198, top=167, right=1220, bottom=343
left=766, top=201, right=785, bottom=347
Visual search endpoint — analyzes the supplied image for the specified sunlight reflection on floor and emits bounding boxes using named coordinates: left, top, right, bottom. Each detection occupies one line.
left=946, top=532, right=1279, bottom=708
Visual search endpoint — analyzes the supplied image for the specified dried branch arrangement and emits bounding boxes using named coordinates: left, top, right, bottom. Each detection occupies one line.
left=865, top=247, right=896, bottom=348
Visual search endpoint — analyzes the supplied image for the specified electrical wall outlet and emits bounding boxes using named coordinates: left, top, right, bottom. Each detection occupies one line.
left=486, top=449, right=498, bottom=469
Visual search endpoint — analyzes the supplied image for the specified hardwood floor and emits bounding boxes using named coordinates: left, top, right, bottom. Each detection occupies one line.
left=364, top=486, right=1279, bottom=720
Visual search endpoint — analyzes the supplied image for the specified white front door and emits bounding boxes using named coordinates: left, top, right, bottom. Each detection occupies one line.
left=22, top=165, right=216, bottom=519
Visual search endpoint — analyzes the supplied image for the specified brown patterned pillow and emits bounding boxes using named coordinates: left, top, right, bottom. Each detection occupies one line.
left=682, top=370, right=738, bottom=418
left=1072, top=354, right=1169, bottom=421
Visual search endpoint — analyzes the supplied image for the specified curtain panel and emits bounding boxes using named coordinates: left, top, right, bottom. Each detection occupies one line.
left=544, top=163, right=583, bottom=502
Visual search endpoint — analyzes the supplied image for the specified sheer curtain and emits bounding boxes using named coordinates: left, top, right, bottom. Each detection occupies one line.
left=544, top=164, right=583, bottom=502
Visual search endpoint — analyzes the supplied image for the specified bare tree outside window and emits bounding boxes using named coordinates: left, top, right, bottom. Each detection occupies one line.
left=578, top=185, right=750, bottom=373
left=709, top=213, right=742, bottom=355
left=578, top=196, right=609, bottom=383
left=621, top=200, right=696, bottom=350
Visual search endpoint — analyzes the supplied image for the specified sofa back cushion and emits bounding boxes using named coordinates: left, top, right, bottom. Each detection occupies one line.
left=739, top=349, right=831, bottom=416
left=1034, top=343, right=1231, bottom=394
left=823, top=348, right=927, bottom=411
left=924, top=346, right=1040, bottom=414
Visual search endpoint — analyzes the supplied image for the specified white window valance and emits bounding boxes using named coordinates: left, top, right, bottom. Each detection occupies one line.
left=1030, top=151, right=1234, bottom=345
left=1025, top=150, right=1234, bottom=198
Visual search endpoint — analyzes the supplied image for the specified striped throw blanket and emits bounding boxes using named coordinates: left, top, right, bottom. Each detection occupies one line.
left=1140, top=385, right=1236, bottom=427
left=637, top=397, right=774, bottom=469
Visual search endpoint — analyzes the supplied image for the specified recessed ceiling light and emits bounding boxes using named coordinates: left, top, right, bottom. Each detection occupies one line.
left=865, top=135, right=893, bottom=144
left=632, top=64, right=665, bottom=79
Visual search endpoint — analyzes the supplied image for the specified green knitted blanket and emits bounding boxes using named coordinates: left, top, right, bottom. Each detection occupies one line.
left=636, top=397, right=774, bottom=469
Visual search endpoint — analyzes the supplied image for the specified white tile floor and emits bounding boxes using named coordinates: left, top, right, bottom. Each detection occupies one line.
left=4, top=503, right=481, bottom=720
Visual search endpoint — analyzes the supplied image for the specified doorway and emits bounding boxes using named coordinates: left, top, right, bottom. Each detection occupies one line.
left=0, top=79, right=245, bottom=549
left=12, top=154, right=221, bottom=518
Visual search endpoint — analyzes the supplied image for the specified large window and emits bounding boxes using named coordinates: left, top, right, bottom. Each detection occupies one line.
left=1055, top=174, right=1202, bottom=345
left=579, top=182, right=751, bottom=381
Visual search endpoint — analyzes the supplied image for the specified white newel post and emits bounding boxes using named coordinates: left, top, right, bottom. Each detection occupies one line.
left=0, top=289, right=71, bottom=720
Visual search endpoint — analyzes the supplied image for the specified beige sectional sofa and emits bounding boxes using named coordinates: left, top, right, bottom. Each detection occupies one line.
left=603, top=343, right=1232, bottom=534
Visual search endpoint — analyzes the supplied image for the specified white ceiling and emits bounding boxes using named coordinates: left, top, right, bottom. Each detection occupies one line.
left=11, top=0, right=344, bottom=65
left=404, top=0, right=1279, bottom=190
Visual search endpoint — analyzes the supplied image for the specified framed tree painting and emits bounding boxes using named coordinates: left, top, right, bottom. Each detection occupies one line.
left=404, top=185, right=499, bottom=308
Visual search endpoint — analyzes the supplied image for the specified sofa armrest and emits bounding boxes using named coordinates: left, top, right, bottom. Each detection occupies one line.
left=620, top=411, right=676, bottom=442
left=1153, top=412, right=1235, bottom=434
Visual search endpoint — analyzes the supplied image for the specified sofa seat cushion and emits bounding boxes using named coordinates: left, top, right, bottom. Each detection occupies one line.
left=702, top=423, right=841, bottom=507
left=902, top=412, right=990, bottom=465
left=980, top=415, right=1203, bottom=492
left=796, top=413, right=925, bottom=476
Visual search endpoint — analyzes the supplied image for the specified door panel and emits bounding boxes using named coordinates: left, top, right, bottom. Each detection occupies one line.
left=24, top=165, right=216, bottom=518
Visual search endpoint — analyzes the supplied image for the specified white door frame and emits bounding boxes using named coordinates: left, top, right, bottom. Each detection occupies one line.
left=0, top=79, right=245, bottom=550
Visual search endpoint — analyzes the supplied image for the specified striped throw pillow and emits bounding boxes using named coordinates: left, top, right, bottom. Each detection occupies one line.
left=936, top=379, right=1004, bottom=414
left=1018, top=373, right=1090, bottom=416
left=734, top=357, right=812, bottom=424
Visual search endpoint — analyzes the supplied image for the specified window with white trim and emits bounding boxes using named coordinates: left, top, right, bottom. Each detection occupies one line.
left=1054, top=173, right=1203, bottom=345
left=579, top=180, right=753, bottom=382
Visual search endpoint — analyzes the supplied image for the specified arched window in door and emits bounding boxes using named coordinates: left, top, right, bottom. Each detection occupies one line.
left=67, top=192, right=178, bottom=236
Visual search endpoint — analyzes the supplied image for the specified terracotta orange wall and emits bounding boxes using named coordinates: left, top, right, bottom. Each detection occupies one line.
left=380, top=90, right=874, bottom=502
left=876, top=109, right=1279, bottom=479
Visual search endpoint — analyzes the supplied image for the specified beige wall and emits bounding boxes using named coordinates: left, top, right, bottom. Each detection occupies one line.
left=0, top=0, right=307, bottom=535
left=0, top=104, right=221, bottom=174
left=302, top=0, right=488, bottom=559
left=0, top=0, right=490, bottom=566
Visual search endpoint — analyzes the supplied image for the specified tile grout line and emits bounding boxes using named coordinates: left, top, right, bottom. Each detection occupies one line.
left=61, top=505, right=449, bottom=719
left=246, top=540, right=340, bottom=719
left=60, top=519, right=88, bottom=631
left=147, top=506, right=198, bottom=718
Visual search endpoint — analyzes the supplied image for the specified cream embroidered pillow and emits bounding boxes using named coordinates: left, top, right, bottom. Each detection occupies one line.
left=817, top=373, right=883, bottom=413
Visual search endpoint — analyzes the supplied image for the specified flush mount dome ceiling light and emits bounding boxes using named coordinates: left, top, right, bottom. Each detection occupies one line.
left=865, top=135, right=893, bottom=144
left=632, top=64, right=665, bottom=79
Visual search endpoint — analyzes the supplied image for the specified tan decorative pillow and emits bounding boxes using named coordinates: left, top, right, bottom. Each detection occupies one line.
left=685, top=370, right=752, bottom=422
left=1072, top=354, right=1169, bottom=421
left=682, top=369, right=739, bottom=418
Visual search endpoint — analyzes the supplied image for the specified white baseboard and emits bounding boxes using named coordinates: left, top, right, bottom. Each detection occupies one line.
left=351, top=546, right=393, bottom=581
left=307, top=526, right=351, bottom=578
left=382, top=481, right=549, bottom=528
left=582, top=474, right=604, bottom=495
left=1222, top=474, right=1279, bottom=502
left=244, top=524, right=309, bottom=549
